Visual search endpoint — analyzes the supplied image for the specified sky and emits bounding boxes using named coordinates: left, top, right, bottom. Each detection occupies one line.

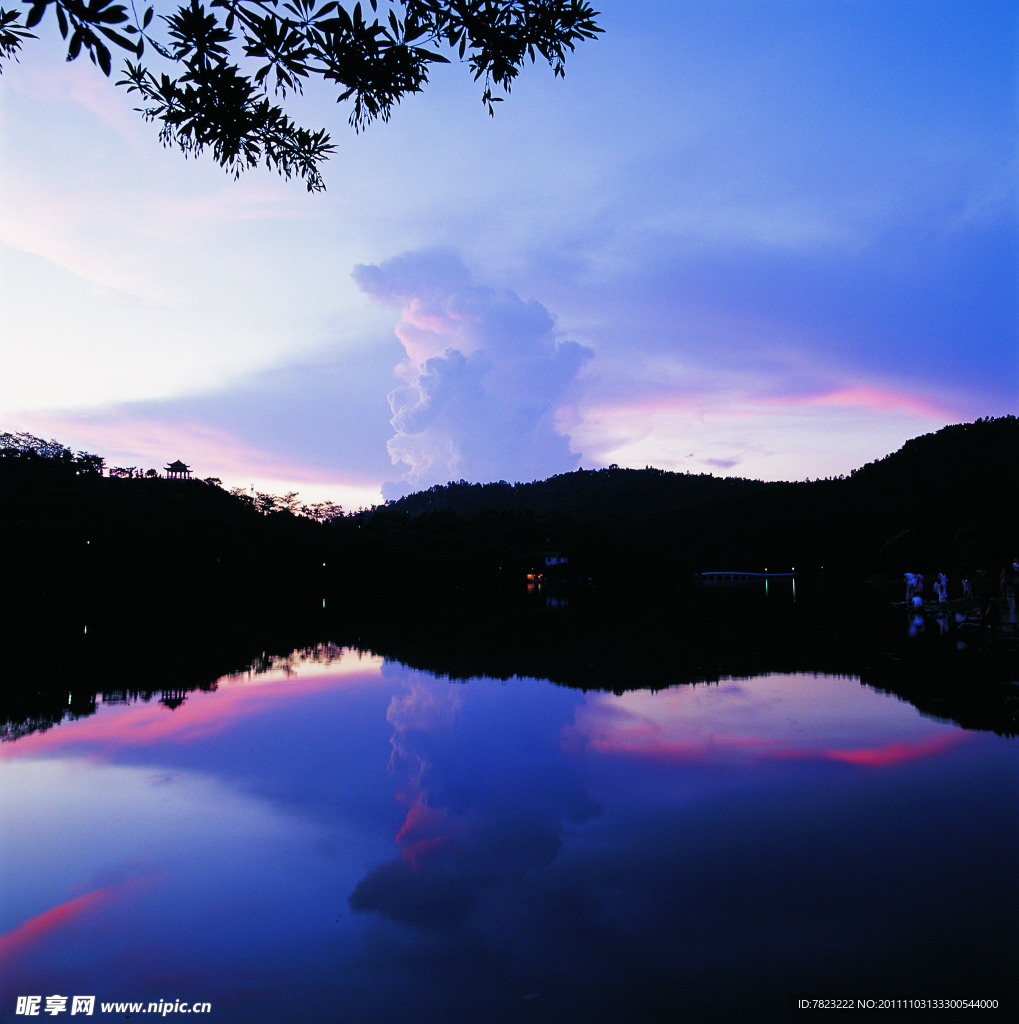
left=1, top=0, right=1015, bottom=508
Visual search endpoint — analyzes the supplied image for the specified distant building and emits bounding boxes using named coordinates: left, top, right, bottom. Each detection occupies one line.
left=165, top=459, right=192, bottom=480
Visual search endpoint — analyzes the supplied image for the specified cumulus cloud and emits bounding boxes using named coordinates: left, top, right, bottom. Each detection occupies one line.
left=353, top=252, right=594, bottom=499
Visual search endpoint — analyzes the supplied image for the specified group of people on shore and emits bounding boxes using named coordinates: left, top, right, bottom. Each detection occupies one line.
left=904, top=559, right=1019, bottom=628
left=904, top=571, right=955, bottom=607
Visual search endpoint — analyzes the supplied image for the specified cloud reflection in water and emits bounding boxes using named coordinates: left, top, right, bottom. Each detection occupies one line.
left=0, top=657, right=1012, bottom=1022
left=350, top=671, right=599, bottom=931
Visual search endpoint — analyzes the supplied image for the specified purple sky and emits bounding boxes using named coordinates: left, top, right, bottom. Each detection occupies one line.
left=1, top=0, right=1015, bottom=508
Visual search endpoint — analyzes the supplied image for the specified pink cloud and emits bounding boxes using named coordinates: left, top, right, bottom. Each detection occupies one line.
left=0, top=874, right=154, bottom=961
left=583, top=735, right=780, bottom=764
left=16, top=411, right=381, bottom=493
left=1, top=654, right=384, bottom=761
left=566, top=703, right=783, bottom=764
left=579, top=728, right=966, bottom=769
left=22, top=412, right=300, bottom=478
left=808, top=387, right=952, bottom=418
left=569, top=683, right=972, bottom=770
left=571, top=381, right=955, bottom=439
left=822, top=733, right=965, bottom=767
left=395, top=799, right=462, bottom=871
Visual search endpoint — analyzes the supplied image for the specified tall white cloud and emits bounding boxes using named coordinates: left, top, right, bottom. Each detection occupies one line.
left=353, top=252, right=593, bottom=498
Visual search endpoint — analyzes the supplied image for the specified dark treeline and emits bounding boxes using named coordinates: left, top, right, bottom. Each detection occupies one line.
left=3, top=577, right=1017, bottom=746
left=4, top=417, right=1014, bottom=623
left=1, top=416, right=1017, bottom=747
left=383, top=415, right=1018, bottom=582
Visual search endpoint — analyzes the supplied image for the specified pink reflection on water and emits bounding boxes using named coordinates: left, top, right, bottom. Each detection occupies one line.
left=824, top=734, right=963, bottom=766
left=384, top=679, right=469, bottom=872
left=0, top=874, right=155, bottom=961
left=569, top=674, right=970, bottom=768
left=396, top=798, right=463, bottom=871
left=1, top=649, right=384, bottom=761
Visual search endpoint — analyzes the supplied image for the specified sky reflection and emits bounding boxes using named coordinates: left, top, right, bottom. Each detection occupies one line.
left=1, top=647, right=384, bottom=760
left=1, top=656, right=1014, bottom=1022
left=570, top=675, right=971, bottom=767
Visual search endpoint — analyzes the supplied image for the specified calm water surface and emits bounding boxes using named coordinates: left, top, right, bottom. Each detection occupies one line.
left=2, top=645, right=1016, bottom=1021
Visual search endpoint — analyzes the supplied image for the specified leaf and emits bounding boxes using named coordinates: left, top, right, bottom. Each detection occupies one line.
left=142, top=5, right=152, bottom=27
left=24, top=3, right=47, bottom=30
left=96, top=38, right=111, bottom=73
left=98, top=24, right=138, bottom=48
left=56, top=4, right=67, bottom=37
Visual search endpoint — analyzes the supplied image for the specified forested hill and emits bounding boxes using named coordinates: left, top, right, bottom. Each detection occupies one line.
left=1, top=417, right=1015, bottom=620
left=374, top=415, right=1016, bottom=581
left=849, top=416, right=1017, bottom=486
left=389, top=462, right=768, bottom=523
left=389, top=414, right=1017, bottom=528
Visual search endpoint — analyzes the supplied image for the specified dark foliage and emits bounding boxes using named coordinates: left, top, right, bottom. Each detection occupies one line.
left=2, top=416, right=1015, bottom=747
left=0, top=0, right=602, bottom=190
left=0, top=430, right=105, bottom=474
left=4, top=572, right=1018, bottom=747
left=1, top=416, right=1015, bottom=628
left=383, top=414, right=1019, bottom=582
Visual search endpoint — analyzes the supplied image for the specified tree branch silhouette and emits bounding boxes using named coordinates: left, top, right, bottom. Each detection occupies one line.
left=0, top=0, right=602, bottom=190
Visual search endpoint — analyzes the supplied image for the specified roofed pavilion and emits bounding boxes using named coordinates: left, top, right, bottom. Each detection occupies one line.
left=165, top=459, right=191, bottom=480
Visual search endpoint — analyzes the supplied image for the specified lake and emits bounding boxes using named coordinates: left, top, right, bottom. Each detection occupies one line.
left=1, top=586, right=1017, bottom=1021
